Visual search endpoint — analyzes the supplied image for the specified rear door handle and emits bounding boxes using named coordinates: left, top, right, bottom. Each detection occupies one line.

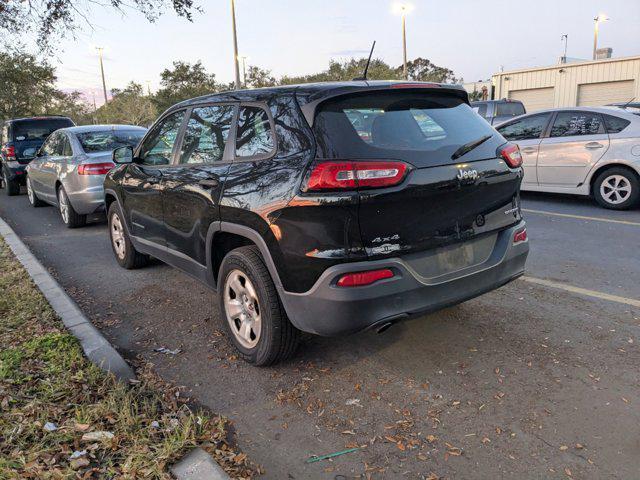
left=198, top=178, right=220, bottom=189
left=585, top=142, right=604, bottom=149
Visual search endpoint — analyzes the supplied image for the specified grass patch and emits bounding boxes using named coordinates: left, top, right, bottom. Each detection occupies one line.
left=0, top=238, right=255, bottom=479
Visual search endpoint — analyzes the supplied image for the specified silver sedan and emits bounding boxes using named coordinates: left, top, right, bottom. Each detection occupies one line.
left=25, top=125, right=147, bottom=227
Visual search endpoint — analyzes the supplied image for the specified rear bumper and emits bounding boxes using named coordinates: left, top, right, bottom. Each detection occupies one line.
left=67, top=184, right=107, bottom=215
left=2, top=161, right=27, bottom=184
left=280, top=221, right=529, bottom=336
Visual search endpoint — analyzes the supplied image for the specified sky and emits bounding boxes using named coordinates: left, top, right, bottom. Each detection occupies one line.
left=41, top=0, right=640, bottom=105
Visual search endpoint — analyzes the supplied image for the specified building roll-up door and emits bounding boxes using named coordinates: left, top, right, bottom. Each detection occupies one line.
left=577, top=80, right=635, bottom=106
left=508, top=87, right=555, bottom=112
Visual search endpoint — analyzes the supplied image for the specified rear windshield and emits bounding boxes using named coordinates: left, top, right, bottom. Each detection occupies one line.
left=313, top=91, right=500, bottom=164
left=495, top=102, right=525, bottom=117
left=77, top=129, right=146, bottom=153
left=13, top=118, right=74, bottom=141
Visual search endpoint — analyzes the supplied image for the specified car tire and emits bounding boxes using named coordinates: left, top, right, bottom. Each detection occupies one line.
left=218, top=245, right=300, bottom=366
left=3, top=169, right=20, bottom=196
left=26, top=176, right=45, bottom=207
left=593, top=167, right=640, bottom=210
left=57, top=185, right=86, bottom=228
left=107, top=202, right=148, bottom=269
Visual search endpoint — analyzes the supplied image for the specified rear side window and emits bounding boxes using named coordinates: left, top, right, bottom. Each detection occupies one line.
left=496, top=102, right=525, bottom=116
left=314, top=91, right=500, bottom=165
left=235, top=106, right=275, bottom=158
left=550, top=111, right=603, bottom=137
left=179, top=105, right=234, bottom=164
left=603, top=114, right=631, bottom=134
left=12, top=118, right=74, bottom=141
left=497, top=113, right=551, bottom=141
left=60, top=135, right=72, bottom=156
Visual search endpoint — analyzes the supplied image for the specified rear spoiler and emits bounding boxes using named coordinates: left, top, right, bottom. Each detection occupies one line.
left=296, top=83, right=469, bottom=128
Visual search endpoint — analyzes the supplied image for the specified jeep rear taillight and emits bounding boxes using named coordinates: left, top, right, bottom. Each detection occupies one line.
left=2, top=145, right=16, bottom=161
left=304, top=161, right=409, bottom=191
left=498, top=143, right=523, bottom=169
left=513, top=227, right=527, bottom=245
left=78, top=162, right=115, bottom=175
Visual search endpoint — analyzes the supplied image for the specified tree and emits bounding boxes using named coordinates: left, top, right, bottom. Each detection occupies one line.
left=153, top=61, right=219, bottom=113
left=0, top=50, right=58, bottom=120
left=245, top=65, right=277, bottom=89
left=401, top=57, right=461, bottom=84
left=0, top=0, right=198, bottom=49
left=96, top=82, right=157, bottom=126
left=50, top=91, right=93, bottom=124
left=280, top=58, right=401, bottom=85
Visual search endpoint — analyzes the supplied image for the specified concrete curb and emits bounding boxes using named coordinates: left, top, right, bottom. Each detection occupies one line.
left=0, top=216, right=136, bottom=382
left=170, top=448, right=231, bottom=480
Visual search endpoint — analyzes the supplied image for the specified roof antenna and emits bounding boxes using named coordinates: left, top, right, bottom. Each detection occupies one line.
left=353, top=41, right=376, bottom=81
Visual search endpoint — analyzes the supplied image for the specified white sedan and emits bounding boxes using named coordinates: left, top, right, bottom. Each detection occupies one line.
left=496, top=107, right=640, bottom=209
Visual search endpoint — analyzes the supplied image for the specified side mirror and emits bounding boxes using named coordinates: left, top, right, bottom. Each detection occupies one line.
left=113, top=146, right=134, bottom=164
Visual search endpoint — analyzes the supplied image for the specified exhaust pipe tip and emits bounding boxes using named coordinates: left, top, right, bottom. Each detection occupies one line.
left=376, top=322, right=394, bottom=334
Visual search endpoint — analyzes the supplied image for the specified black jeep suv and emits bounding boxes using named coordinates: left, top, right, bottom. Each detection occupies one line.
left=1, top=116, right=75, bottom=195
left=105, top=81, right=529, bottom=365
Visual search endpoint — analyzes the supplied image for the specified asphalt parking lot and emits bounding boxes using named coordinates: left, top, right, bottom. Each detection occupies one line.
left=1, top=191, right=639, bottom=479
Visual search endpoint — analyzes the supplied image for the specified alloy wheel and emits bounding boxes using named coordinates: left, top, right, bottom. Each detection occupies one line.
left=58, top=189, right=70, bottom=224
left=110, top=213, right=126, bottom=260
left=600, top=174, right=631, bottom=205
left=26, top=178, right=35, bottom=204
left=223, top=269, right=262, bottom=349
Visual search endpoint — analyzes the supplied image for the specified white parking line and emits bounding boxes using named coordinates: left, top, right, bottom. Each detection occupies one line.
left=522, top=208, right=640, bottom=227
left=521, top=276, right=640, bottom=308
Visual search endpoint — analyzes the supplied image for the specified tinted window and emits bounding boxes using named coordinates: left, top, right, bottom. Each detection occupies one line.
left=551, top=111, right=603, bottom=137
left=12, top=118, right=74, bottom=141
left=497, top=113, right=551, bottom=141
left=77, top=129, right=145, bottom=153
left=496, top=102, right=525, bottom=117
left=236, top=106, right=275, bottom=157
left=60, top=135, right=72, bottom=156
left=41, top=133, right=60, bottom=156
left=139, top=111, right=185, bottom=165
left=179, top=105, right=234, bottom=164
left=314, top=91, right=499, bottom=165
left=603, top=114, right=631, bottom=134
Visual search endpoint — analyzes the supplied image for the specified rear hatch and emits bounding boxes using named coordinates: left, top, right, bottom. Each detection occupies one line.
left=312, top=87, right=523, bottom=263
left=12, top=118, right=75, bottom=163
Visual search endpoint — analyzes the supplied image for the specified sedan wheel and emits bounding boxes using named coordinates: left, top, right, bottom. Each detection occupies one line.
left=593, top=167, right=640, bottom=210
left=57, top=186, right=86, bottom=228
left=600, top=174, right=631, bottom=205
left=58, top=188, right=70, bottom=223
left=26, top=177, right=44, bottom=207
left=224, top=269, right=262, bottom=349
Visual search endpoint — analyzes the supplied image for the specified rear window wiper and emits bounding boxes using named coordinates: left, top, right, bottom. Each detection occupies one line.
left=451, top=134, right=492, bottom=160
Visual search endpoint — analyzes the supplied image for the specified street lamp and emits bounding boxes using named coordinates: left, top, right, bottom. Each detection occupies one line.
left=593, top=13, right=609, bottom=60
left=238, top=55, right=248, bottom=87
left=95, top=47, right=108, bottom=105
left=230, top=0, right=241, bottom=89
left=392, top=3, right=414, bottom=79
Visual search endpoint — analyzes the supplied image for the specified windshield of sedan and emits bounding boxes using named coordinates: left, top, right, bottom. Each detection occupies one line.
left=77, top=130, right=146, bottom=153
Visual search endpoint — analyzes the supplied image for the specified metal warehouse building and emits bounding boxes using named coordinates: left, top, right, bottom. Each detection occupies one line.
left=491, top=55, right=640, bottom=112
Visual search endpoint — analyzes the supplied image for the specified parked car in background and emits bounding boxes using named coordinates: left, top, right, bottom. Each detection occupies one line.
left=471, top=99, right=526, bottom=125
left=26, top=125, right=147, bottom=227
left=496, top=106, right=640, bottom=209
left=104, top=81, right=529, bottom=365
left=0, top=116, right=75, bottom=195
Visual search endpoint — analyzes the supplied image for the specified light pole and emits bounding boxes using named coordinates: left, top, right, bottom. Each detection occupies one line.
left=96, top=47, right=108, bottom=105
left=230, top=0, right=241, bottom=89
left=560, top=34, right=568, bottom=63
left=239, top=55, right=248, bottom=87
left=392, top=3, right=414, bottom=79
left=593, top=14, right=609, bottom=60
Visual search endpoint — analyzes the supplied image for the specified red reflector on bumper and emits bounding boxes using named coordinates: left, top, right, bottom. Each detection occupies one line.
left=337, top=268, right=394, bottom=287
left=513, top=228, right=527, bottom=244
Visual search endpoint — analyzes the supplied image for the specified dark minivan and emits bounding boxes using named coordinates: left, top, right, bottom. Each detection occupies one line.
left=1, top=116, right=75, bottom=195
left=105, top=81, right=529, bottom=365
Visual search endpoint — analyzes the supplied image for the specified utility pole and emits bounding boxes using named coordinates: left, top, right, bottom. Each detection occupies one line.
left=561, top=34, right=568, bottom=63
left=230, top=0, right=241, bottom=89
left=146, top=80, right=152, bottom=96
left=96, top=47, right=108, bottom=104
left=240, top=56, right=248, bottom=87
left=593, top=14, right=609, bottom=60
left=402, top=10, right=407, bottom=79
